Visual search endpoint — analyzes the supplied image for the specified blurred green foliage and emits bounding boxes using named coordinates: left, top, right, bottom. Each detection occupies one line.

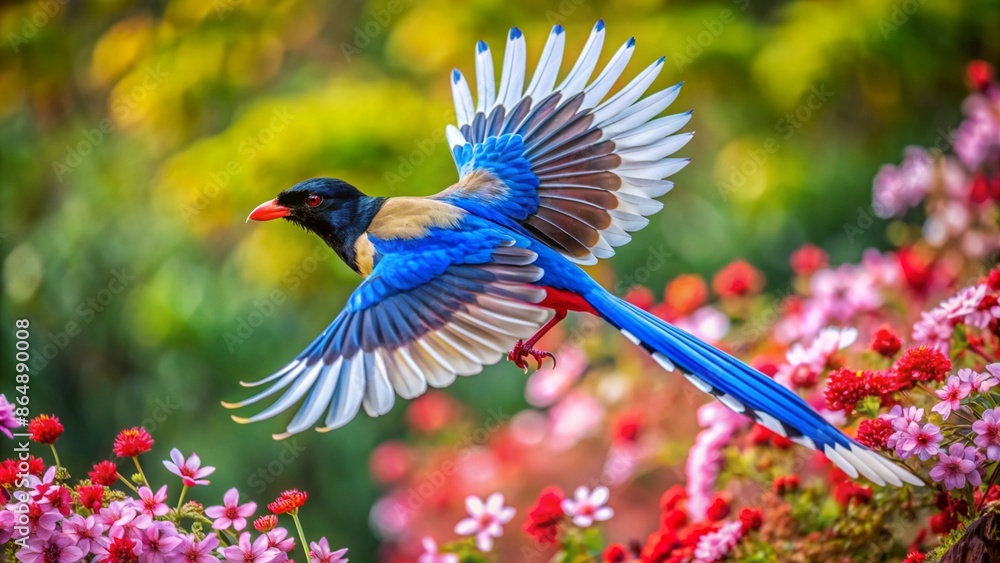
left=1, top=0, right=998, bottom=558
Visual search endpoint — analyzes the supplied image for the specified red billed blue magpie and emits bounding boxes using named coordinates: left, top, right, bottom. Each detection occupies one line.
left=228, top=22, right=922, bottom=488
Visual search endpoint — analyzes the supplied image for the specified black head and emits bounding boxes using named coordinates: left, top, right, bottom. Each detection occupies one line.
left=248, top=178, right=385, bottom=268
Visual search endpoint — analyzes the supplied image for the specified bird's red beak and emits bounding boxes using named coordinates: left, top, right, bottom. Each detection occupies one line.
left=247, top=199, right=291, bottom=222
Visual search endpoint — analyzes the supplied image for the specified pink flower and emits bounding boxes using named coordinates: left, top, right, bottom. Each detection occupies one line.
left=932, top=376, right=972, bottom=420
left=940, top=285, right=985, bottom=322
left=693, top=520, right=744, bottom=563
left=62, top=515, right=105, bottom=554
left=16, top=532, right=85, bottom=563
left=206, top=488, right=257, bottom=531
left=930, top=443, right=983, bottom=490
left=954, top=91, right=1000, bottom=169
left=99, top=500, right=150, bottom=536
left=958, top=368, right=999, bottom=393
left=872, top=147, right=934, bottom=218
left=264, top=527, right=296, bottom=554
left=163, top=449, right=216, bottom=487
left=892, top=422, right=942, bottom=461
left=912, top=309, right=952, bottom=353
left=674, top=306, right=731, bottom=343
left=221, top=533, right=282, bottom=563
left=0, top=509, right=16, bottom=544
left=454, top=493, right=516, bottom=552
left=177, top=533, right=221, bottom=563
left=560, top=486, right=614, bottom=528
left=686, top=402, right=747, bottom=520
left=418, top=537, right=458, bottom=563
left=525, top=346, right=588, bottom=407
left=973, top=407, right=1000, bottom=461
left=308, top=538, right=348, bottom=563
left=137, top=485, right=170, bottom=517
left=0, top=394, right=21, bottom=439
left=137, top=522, right=184, bottom=563
left=883, top=405, right=924, bottom=430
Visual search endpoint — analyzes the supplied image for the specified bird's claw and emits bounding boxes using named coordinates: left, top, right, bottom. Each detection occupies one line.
left=507, top=339, right=556, bottom=373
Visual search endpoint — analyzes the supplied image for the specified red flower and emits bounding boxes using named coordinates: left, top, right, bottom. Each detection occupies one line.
left=897, top=247, right=935, bottom=294
left=789, top=244, right=828, bottom=276
left=254, top=514, right=278, bottom=532
left=893, top=346, right=951, bottom=388
left=113, top=427, right=154, bottom=458
left=712, top=260, right=764, bottom=298
left=405, top=391, right=459, bottom=433
left=824, top=368, right=894, bottom=413
left=967, top=60, right=994, bottom=92
left=524, top=486, right=565, bottom=544
left=705, top=494, right=730, bottom=521
left=738, top=507, right=763, bottom=533
left=773, top=475, right=799, bottom=494
left=369, top=441, right=412, bottom=484
left=77, top=484, right=105, bottom=511
left=602, top=543, right=628, bottom=563
left=902, top=552, right=926, bottom=563
left=870, top=327, right=901, bottom=358
left=89, top=460, right=119, bottom=486
left=660, top=486, right=687, bottom=511
left=612, top=410, right=643, bottom=444
left=268, top=489, right=308, bottom=514
left=26, top=455, right=45, bottom=475
left=624, top=286, right=656, bottom=311
left=28, top=414, right=64, bottom=445
left=856, top=418, right=894, bottom=450
left=660, top=508, right=687, bottom=531
left=665, top=274, right=708, bottom=316
left=833, top=481, right=872, bottom=507
left=974, top=484, right=1000, bottom=507
left=988, top=266, right=1000, bottom=291
left=788, top=364, right=818, bottom=390
left=929, top=507, right=961, bottom=535
left=103, top=535, right=139, bottom=563
left=641, top=529, right=682, bottom=563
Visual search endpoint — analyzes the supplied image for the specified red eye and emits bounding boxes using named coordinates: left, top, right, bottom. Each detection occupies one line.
left=306, top=194, right=322, bottom=207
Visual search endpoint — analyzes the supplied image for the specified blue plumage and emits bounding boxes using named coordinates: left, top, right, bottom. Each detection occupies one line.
left=233, top=22, right=922, bottom=488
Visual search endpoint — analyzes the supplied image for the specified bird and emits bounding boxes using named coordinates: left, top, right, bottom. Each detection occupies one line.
left=226, top=21, right=923, bottom=488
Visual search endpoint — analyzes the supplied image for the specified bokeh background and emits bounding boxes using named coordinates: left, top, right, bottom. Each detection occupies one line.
left=2, top=0, right=999, bottom=559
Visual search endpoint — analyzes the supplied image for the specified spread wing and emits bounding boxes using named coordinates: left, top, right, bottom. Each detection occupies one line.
left=223, top=228, right=547, bottom=438
left=438, top=21, right=692, bottom=265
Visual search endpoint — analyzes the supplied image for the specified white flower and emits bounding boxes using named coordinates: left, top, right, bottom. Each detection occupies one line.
left=454, top=493, right=515, bottom=552
left=560, top=486, right=614, bottom=528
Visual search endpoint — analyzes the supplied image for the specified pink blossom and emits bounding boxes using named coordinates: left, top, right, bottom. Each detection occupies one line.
left=137, top=485, right=170, bottom=517
left=525, top=346, right=588, bottom=407
left=954, top=91, right=1000, bottom=169
left=0, top=394, right=20, bottom=439
left=785, top=327, right=857, bottom=371
left=972, top=407, right=1000, bottom=461
left=15, top=532, right=84, bottom=563
left=454, top=493, right=515, bottom=552
left=930, top=443, right=982, bottom=490
left=892, top=422, right=942, bottom=461
left=560, top=486, right=614, bottom=528
left=137, top=522, right=184, bottom=563
left=221, top=532, right=282, bottom=563
left=674, top=306, right=731, bottom=343
left=264, top=527, right=296, bottom=555
left=882, top=405, right=924, bottom=430
left=205, top=488, right=257, bottom=531
left=913, top=309, right=952, bottom=352
left=941, top=285, right=986, bottom=323
left=931, top=376, right=972, bottom=420
left=872, top=147, right=934, bottom=217
left=686, top=402, right=748, bottom=520
left=177, top=533, right=221, bottom=563
left=693, top=520, right=744, bottom=563
left=418, top=537, right=458, bottom=563
left=163, top=449, right=216, bottom=487
left=102, top=500, right=152, bottom=539
left=810, top=265, right=883, bottom=322
left=548, top=392, right=603, bottom=450
left=958, top=368, right=999, bottom=393
left=0, top=509, right=15, bottom=544
left=62, top=515, right=105, bottom=554
left=308, top=538, right=348, bottom=563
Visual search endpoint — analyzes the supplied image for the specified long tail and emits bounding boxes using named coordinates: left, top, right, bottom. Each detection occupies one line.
left=585, top=287, right=924, bottom=487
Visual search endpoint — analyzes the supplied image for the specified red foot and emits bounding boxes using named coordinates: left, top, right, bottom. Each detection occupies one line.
left=507, top=339, right=556, bottom=373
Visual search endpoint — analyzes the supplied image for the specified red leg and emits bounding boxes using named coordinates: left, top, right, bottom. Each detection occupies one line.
left=508, top=309, right=566, bottom=372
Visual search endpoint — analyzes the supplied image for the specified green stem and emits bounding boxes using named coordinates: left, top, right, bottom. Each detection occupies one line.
left=291, top=511, right=311, bottom=563
left=116, top=472, right=139, bottom=493
left=132, top=456, right=149, bottom=488
left=176, top=485, right=188, bottom=512
left=49, top=444, right=61, bottom=469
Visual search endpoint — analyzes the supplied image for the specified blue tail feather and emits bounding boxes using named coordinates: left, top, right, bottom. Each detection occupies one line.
left=585, top=287, right=924, bottom=487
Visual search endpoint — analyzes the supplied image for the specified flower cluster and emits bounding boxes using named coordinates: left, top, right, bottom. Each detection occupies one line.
left=0, top=420, right=348, bottom=563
